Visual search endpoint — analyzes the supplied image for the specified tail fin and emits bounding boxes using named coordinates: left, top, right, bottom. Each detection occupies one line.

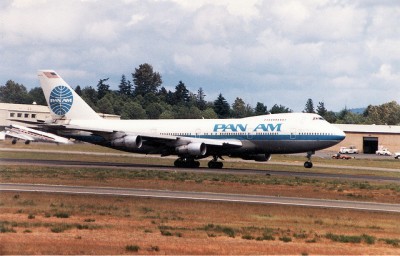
left=38, top=70, right=101, bottom=120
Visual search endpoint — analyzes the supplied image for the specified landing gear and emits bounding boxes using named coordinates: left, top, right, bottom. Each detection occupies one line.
left=304, top=151, right=314, bottom=168
left=207, top=156, right=223, bottom=169
left=12, top=139, right=17, bottom=145
left=174, top=157, right=200, bottom=168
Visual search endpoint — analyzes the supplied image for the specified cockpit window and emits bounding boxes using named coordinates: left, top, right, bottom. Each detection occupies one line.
left=313, top=117, right=325, bottom=120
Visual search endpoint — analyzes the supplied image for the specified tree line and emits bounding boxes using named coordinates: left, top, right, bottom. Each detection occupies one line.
left=1, top=63, right=400, bottom=125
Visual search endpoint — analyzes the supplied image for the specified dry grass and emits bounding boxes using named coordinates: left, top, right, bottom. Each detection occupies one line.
left=1, top=141, right=400, bottom=254
left=1, top=192, right=400, bottom=255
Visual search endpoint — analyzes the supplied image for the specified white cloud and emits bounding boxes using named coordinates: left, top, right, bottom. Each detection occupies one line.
left=2, top=0, right=400, bottom=111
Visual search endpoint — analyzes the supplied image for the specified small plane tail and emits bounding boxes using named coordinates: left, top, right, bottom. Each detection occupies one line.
left=38, top=70, right=101, bottom=120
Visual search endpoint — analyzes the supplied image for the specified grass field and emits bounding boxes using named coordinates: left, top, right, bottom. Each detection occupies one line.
left=1, top=141, right=400, bottom=254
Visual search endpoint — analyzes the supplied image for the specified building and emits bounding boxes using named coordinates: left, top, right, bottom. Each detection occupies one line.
left=331, top=124, right=400, bottom=153
left=0, top=103, right=52, bottom=129
left=0, top=103, right=120, bottom=129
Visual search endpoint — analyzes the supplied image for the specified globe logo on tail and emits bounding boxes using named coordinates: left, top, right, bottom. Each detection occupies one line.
left=49, top=85, right=74, bottom=116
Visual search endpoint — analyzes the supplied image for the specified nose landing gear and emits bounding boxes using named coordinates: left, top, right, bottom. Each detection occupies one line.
left=304, top=151, right=314, bottom=168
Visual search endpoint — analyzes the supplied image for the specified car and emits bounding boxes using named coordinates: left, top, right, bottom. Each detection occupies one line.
left=339, top=146, right=359, bottom=154
left=394, top=152, right=400, bottom=159
left=376, top=148, right=392, bottom=156
left=332, top=153, right=353, bottom=160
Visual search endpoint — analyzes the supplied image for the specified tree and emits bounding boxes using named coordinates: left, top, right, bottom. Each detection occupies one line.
left=132, top=63, right=162, bottom=96
left=28, top=87, right=47, bottom=105
left=97, top=78, right=110, bottom=99
left=121, top=101, right=147, bottom=119
left=316, top=101, right=327, bottom=117
left=304, top=98, right=315, bottom=113
left=213, top=93, right=230, bottom=118
left=174, top=81, right=190, bottom=104
left=202, top=107, right=218, bottom=119
left=0, top=80, right=31, bottom=104
left=145, top=103, right=164, bottom=119
left=118, top=74, right=132, bottom=96
left=75, top=85, right=82, bottom=96
left=254, top=102, right=268, bottom=115
left=270, top=104, right=292, bottom=114
left=97, top=97, right=114, bottom=114
left=196, top=87, right=207, bottom=111
left=81, top=86, right=98, bottom=110
left=363, top=101, right=400, bottom=125
left=232, top=97, right=246, bottom=118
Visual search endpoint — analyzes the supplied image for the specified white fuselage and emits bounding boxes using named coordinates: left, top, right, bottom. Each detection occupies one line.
left=63, top=112, right=345, bottom=155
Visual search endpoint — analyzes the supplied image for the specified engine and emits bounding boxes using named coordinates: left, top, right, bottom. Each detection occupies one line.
left=234, top=153, right=272, bottom=162
left=176, top=142, right=207, bottom=156
left=111, top=135, right=142, bottom=149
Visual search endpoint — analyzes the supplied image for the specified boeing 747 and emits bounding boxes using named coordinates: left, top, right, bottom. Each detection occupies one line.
left=37, top=70, right=345, bottom=168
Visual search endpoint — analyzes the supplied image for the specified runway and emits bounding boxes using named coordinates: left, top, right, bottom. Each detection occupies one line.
left=1, top=158, right=400, bottom=183
left=1, top=183, right=400, bottom=213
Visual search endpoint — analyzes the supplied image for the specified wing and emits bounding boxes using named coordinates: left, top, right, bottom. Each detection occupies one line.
left=49, top=123, right=243, bottom=151
left=4, top=130, right=35, bottom=141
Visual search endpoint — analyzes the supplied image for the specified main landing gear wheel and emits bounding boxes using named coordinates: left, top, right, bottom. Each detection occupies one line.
left=207, top=155, right=223, bottom=169
left=304, top=151, right=315, bottom=169
left=174, top=158, right=200, bottom=168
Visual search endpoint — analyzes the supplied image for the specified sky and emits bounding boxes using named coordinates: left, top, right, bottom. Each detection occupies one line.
left=1, top=0, right=400, bottom=112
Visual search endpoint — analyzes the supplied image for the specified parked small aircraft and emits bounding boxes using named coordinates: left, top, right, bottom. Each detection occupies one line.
left=3, top=124, right=71, bottom=145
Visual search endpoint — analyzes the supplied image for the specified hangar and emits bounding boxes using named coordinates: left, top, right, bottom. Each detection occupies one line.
left=331, top=124, right=400, bottom=154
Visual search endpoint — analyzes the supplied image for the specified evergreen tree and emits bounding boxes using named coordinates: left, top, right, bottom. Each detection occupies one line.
left=270, top=104, right=292, bottom=114
left=316, top=101, right=327, bottom=117
left=97, top=78, right=110, bottom=99
left=254, top=102, right=268, bottom=115
left=174, top=81, right=190, bottom=104
left=232, top=97, right=246, bottom=118
left=75, top=85, right=82, bottom=96
left=28, top=87, right=47, bottom=105
left=118, top=74, right=131, bottom=96
left=97, top=97, right=114, bottom=114
left=0, top=80, right=31, bottom=104
left=304, top=98, right=315, bottom=113
left=132, top=63, right=162, bottom=96
left=213, top=93, right=230, bottom=118
left=196, top=87, right=207, bottom=111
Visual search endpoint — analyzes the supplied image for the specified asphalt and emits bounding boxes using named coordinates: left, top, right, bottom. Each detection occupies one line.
left=1, top=183, right=400, bottom=213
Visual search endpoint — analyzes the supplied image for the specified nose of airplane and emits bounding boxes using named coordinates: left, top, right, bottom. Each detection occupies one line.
left=335, top=126, right=346, bottom=141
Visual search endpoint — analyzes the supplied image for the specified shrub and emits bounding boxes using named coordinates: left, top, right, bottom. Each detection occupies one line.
left=279, top=236, right=292, bottom=242
left=150, top=246, right=159, bottom=252
left=160, top=230, right=172, bottom=236
left=125, top=245, right=140, bottom=252
left=54, top=212, right=70, bottom=218
left=325, top=233, right=361, bottom=243
left=242, top=234, right=254, bottom=240
left=28, top=213, right=35, bottom=219
left=361, top=234, right=376, bottom=244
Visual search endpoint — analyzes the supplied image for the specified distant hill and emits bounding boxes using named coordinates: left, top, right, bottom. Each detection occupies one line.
left=349, top=108, right=365, bottom=114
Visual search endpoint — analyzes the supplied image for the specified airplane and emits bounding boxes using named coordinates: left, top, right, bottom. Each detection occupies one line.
left=2, top=124, right=72, bottom=145
left=37, top=70, right=345, bottom=168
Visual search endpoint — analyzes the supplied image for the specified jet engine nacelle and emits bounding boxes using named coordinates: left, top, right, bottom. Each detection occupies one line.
left=236, top=153, right=272, bottom=162
left=111, top=135, right=142, bottom=149
left=176, top=142, right=207, bottom=156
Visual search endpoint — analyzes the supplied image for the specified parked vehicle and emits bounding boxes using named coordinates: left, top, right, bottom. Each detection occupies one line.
left=376, top=147, right=392, bottom=156
left=394, top=152, right=400, bottom=159
left=332, top=153, right=353, bottom=160
left=339, top=146, right=359, bottom=154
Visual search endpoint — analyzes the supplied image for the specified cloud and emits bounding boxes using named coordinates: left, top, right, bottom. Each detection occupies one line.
left=2, top=0, right=400, bottom=111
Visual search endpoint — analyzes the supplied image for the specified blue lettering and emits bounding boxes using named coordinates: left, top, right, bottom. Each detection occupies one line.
left=253, top=123, right=282, bottom=132
left=213, top=124, right=226, bottom=132
left=213, top=123, right=248, bottom=132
